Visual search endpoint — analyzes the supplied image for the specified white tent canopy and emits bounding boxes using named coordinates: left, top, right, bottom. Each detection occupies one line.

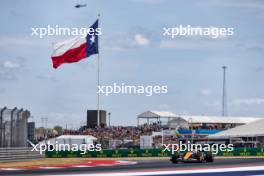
left=39, top=135, right=97, bottom=145
left=208, top=119, right=264, bottom=138
left=137, top=111, right=178, bottom=126
left=137, top=111, right=261, bottom=126
left=137, top=111, right=177, bottom=118
left=56, top=135, right=97, bottom=140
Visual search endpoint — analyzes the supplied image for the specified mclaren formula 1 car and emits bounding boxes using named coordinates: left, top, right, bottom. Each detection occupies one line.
left=170, top=151, right=214, bottom=163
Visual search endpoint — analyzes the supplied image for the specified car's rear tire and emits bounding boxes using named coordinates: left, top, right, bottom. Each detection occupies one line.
left=196, top=152, right=205, bottom=163
left=171, top=159, right=178, bottom=164
left=205, top=153, right=214, bottom=162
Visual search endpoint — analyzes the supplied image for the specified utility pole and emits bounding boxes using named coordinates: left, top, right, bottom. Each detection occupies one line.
left=44, top=117, right=48, bottom=139
left=222, top=66, right=227, bottom=116
left=41, top=117, right=48, bottom=138
left=45, top=117, right=47, bottom=129
left=41, top=117, right=44, bottom=128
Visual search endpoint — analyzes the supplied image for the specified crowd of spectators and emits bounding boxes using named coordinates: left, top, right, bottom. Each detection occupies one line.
left=37, top=122, right=228, bottom=148
left=62, top=123, right=186, bottom=148
left=66, top=123, right=161, bottom=139
left=62, top=123, right=165, bottom=148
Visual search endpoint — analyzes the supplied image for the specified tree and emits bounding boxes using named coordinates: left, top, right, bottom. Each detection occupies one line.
left=53, top=125, right=63, bottom=135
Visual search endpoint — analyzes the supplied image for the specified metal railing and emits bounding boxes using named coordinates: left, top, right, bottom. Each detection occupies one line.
left=0, top=147, right=44, bottom=162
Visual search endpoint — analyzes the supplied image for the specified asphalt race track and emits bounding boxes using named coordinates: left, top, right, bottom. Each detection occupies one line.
left=1, top=158, right=264, bottom=176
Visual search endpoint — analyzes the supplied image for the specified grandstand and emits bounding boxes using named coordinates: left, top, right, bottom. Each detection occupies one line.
left=37, top=111, right=263, bottom=149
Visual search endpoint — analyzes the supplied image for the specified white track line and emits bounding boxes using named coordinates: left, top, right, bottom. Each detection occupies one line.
left=0, top=168, right=24, bottom=171
left=46, top=165, right=264, bottom=176
left=97, top=164, right=116, bottom=166
left=38, top=167, right=64, bottom=169
left=72, top=165, right=94, bottom=168
left=118, top=161, right=137, bottom=165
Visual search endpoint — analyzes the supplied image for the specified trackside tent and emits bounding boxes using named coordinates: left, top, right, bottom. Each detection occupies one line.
left=39, top=135, right=97, bottom=145
left=137, top=110, right=261, bottom=126
left=137, top=111, right=177, bottom=125
left=208, top=119, right=264, bottom=138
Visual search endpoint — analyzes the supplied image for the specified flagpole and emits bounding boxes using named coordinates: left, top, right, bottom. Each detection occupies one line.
left=97, top=14, right=100, bottom=127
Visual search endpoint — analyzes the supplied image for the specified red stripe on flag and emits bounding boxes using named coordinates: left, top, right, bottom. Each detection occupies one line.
left=51, top=43, right=87, bottom=69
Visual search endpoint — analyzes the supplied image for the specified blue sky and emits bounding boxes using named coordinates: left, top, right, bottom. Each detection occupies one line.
left=0, top=0, right=264, bottom=128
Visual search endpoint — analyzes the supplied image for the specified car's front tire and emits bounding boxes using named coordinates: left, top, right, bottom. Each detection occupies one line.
left=170, top=153, right=179, bottom=164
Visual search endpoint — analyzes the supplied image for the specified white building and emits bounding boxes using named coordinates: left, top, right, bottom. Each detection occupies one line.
left=39, top=135, right=97, bottom=146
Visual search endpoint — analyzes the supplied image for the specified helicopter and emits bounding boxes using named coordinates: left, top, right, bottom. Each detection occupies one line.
left=75, top=4, right=87, bottom=8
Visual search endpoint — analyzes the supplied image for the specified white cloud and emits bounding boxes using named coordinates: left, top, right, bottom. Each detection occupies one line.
left=36, top=74, right=57, bottom=82
left=0, top=57, right=29, bottom=81
left=231, top=98, right=264, bottom=106
left=46, top=112, right=82, bottom=128
left=3, top=61, right=20, bottom=69
left=106, top=32, right=151, bottom=50
left=134, top=34, right=150, bottom=46
left=0, top=59, right=25, bottom=80
left=0, top=36, right=49, bottom=47
left=200, top=89, right=212, bottom=96
left=132, top=0, right=164, bottom=4
left=158, top=103, right=170, bottom=110
left=159, top=38, right=264, bottom=52
left=207, top=0, right=264, bottom=11
left=159, top=39, right=236, bottom=50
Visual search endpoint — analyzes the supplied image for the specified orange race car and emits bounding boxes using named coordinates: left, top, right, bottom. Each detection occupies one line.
left=170, top=151, right=214, bottom=163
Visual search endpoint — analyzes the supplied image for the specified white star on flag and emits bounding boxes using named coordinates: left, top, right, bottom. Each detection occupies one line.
left=90, top=35, right=95, bottom=44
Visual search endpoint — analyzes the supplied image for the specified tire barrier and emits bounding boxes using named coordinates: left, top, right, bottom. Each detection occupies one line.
left=218, top=147, right=264, bottom=157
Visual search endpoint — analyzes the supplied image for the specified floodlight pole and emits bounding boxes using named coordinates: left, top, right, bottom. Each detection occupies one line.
left=222, top=66, right=227, bottom=116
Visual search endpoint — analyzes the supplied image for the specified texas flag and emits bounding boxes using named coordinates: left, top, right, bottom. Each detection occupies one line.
left=51, top=20, right=98, bottom=69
